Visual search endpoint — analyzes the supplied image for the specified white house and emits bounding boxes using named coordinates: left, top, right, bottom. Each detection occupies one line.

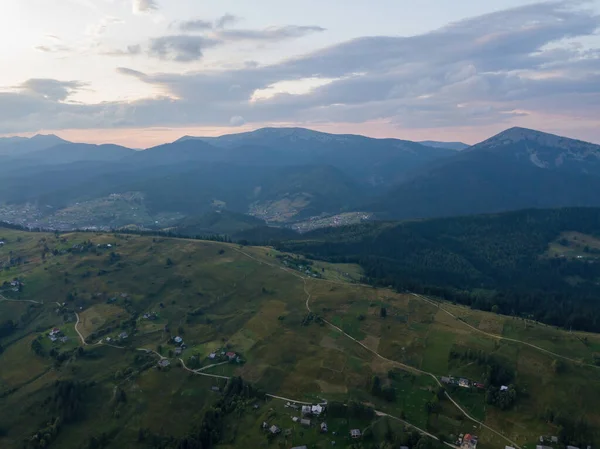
left=311, top=404, right=324, bottom=416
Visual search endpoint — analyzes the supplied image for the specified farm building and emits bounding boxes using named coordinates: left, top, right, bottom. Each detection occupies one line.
left=320, top=422, right=328, bottom=433
left=461, top=434, right=478, bottom=449
left=311, top=404, right=324, bottom=415
left=300, top=418, right=311, bottom=426
left=269, top=425, right=280, bottom=434
left=158, top=359, right=170, bottom=368
left=350, top=429, right=361, bottom=439
left=301, top=405, right=312, bottom=415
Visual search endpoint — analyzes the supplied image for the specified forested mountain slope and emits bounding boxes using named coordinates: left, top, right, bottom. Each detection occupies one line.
left=276, top=207, right=600, bottom=331
left=371, top=128, right=600, bottom=219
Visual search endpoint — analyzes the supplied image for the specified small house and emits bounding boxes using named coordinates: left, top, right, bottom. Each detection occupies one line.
left=458, top=378, right=470, bottom=388
left=119, top=332, right=128, bottom=339
left=320, top=422, right=328, bottom=433
left=209, top=353, right=216, bottom=360
left=175, top=347, right=182, bottom=355
left=158, top=359, right=170, bottom=368
left=475, top=382, right=485, bottom=389
left=301, top=405, right=312, bottom=416
left=551, top=437, right=559, bottom=443
left=401, top=446, right=410, bottom=449
left=174, top=336, right=183, bottom=344
left=269, top=425, right=280, bottom=434
left=567, top=446, right=580, bottom=449
left=500, top=385, right=509, bottom=391
left=292, top=417, right=299, bottom=422
left=300, top=418, right=311, bottom=427
left=211, top=386, right=220, bottom=392
left=225, top=351, right=236, bottom=360
left=291, top=446, right=308, bottom=449
left=311, top=404, right=324, bottom=416
left=441, top=376, right=451, bottom=384
left=350, top=429, right=361, bottom=439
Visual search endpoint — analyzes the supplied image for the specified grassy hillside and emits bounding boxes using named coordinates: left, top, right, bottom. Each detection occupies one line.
left=277, top=208, right=600, bottom=332
left=0, top=227, right=599, bottom=449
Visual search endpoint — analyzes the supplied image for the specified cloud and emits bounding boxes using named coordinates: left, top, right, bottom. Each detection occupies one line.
left=132, top=0, right=158, bottom=14
left=215, top=14, right=239, bottom=29
left=214, top=25, right=325, bottom=42
left=16, top=79, right=86, bottom=101
left=229, top=115, right=246, bottom=126
left=177, top=14, right=238, bottom=32
left=34, top=44, right=73, bottom=53
left=2, top=1, right=600, bottom=138
left=103, top=44, right=142, bottom=56
left=86, top=16, right=124, bottom=37
left=179, top=19, right=213, bottom=32
left=148, top=35, right=220, bottom=62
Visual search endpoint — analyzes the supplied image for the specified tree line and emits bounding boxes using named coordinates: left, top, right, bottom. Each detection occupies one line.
left=276, top=208, right=600, bottom=332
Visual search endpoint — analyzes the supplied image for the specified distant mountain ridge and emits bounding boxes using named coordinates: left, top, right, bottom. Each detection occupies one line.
left=371, top=127, right=600, bottom=219
left=175, top=127, right=455, bottom=186
left=0, top=134, right=70, bottom=156
left=2, top=126, right=600, bottom=233
left=418, top=140, right=469, bottom=151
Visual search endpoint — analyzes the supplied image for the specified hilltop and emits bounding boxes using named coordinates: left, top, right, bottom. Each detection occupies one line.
left=0, top=226, right=599, bottom=448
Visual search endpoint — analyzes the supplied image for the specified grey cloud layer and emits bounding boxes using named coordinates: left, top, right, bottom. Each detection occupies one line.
left=2, top=1, right=600, bottom=133
left=148, top=36, right=220, bottom=62
left=17, top=79, right=87, bottom=101
left=113, top=15, right=323, bottom=61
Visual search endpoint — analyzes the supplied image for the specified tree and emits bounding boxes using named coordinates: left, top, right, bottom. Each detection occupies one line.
left=380, top=307, right=387, bottom=318
left=371, top=375, right=382, bottom=396
left=382, top=386, right=396, bottom=402
left=491, top=304, right=500, bottom=314
left=551, top=359, right=565, bottom=374
left=166, top=258, right=173, bottom=266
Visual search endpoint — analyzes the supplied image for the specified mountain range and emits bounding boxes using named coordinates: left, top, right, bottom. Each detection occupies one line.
left=0, top=126, right=599, bottom=232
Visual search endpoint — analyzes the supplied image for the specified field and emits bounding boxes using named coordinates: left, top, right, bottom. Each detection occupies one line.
left=1, top=228, right=600, bottom=449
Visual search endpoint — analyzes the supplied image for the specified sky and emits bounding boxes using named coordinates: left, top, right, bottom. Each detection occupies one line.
left=1, top=0, right=600, bottom=147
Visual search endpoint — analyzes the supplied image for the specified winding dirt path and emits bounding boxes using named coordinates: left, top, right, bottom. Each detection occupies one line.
left=74, top=312, right=87, bottom=346
left=196, top=361, right=229, bottom=372
left=0, top=293, right=43, bottom=304
left=231, top=246, right=521, bottom=448
left=409, top=293, right=599, bottom=369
